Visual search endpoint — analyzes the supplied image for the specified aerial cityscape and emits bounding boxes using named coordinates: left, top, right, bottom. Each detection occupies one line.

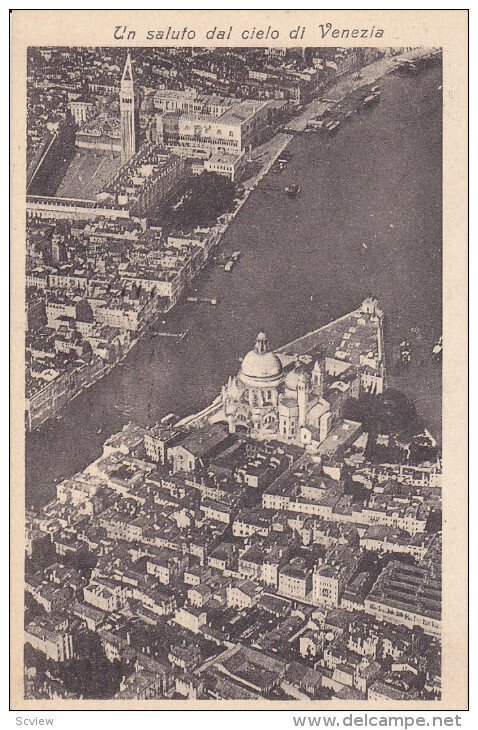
left=24, top=44, right=443, bottom=702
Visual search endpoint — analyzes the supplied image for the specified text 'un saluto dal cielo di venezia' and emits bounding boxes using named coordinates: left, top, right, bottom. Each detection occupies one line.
left=112, top=23, right=385, bottom=43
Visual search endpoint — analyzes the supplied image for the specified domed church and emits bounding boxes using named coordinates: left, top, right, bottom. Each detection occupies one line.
left=218, top=331, right=334, bottom=447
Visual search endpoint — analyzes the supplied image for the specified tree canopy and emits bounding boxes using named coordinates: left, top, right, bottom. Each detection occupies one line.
left=343, top=389, right=424, bottom=440
left=166, top=171, right=237, bottom=230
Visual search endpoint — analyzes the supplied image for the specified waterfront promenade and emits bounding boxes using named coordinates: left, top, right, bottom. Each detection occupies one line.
left=284, top=48, right=438, bottom=132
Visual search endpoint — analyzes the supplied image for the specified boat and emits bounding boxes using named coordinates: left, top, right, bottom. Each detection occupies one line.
left=396, top=60, right=419, bottom=75
left=325, top=120, right=341, bottom=133
left=432, top=335, right=443, bottom=362
left=285, top=184, right=301, bottom=198
left=362, top=90, right=381, bottom=107
left=277, top=151, right=292, bottom=164
left=399, top=340, right=412, bottom=366
left=223, top=252, right=237, bottom=271
left=188, top=296, right=219, bottom=305
left=306, top=118, right=325, bottom=130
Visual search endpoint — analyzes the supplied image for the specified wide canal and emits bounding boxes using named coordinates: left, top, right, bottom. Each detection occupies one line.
left=26, top=64, right=443, bottom=507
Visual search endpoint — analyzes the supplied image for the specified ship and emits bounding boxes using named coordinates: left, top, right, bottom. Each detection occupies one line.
left=285, top=184, right=301, bottom=198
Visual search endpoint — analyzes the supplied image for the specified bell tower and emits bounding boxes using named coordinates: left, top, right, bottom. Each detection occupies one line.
left=297, top=371, right=308, bottom=428
left=120, top=52, right=137, bottom=164
left=312, top=350, right=326, bottom=397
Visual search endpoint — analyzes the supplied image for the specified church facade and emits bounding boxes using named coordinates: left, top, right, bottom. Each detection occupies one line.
left=212, top=296, right=385, bottom=450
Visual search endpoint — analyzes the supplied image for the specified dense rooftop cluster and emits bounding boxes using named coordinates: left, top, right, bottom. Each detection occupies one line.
left=24, top=44, right=443, bottom=704
left=25, top=216, right=223, bottom=430
left=27, top=45, right=384, bottom=174
left=25, top=373, right=441, bottom=701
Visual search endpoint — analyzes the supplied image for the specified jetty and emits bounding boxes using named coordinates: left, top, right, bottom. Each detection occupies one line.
left=153, top=329, right=189, bottom=341
left=187, top=296, right=219, bottom=305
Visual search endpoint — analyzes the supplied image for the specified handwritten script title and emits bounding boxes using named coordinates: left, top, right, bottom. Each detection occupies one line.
left=112, top=23, right=385, bottom=43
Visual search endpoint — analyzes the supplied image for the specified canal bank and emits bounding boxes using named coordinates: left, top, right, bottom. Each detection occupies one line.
left=26, top=64, right=442, bottom=508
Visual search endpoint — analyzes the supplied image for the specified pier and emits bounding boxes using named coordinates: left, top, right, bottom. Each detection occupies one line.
left=153, top=329, right=189, bottom=340
left=187, top=296, right=219, bottom=305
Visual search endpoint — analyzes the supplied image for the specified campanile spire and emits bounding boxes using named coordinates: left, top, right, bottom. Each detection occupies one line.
left=120, top=52, right=137, bottom=163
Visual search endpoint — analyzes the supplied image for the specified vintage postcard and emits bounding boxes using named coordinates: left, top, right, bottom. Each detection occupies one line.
left=10, top=9, right=468, bottom=710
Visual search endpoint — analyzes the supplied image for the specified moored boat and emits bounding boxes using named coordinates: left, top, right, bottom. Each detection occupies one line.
left=399, top=340, right=412, bottom=366
left=325, top=120, right=341, bottom=133
left=362, top=90, right=381, bottom=107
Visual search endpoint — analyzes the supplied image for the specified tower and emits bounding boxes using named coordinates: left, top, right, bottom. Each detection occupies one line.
left=312, top=350, right=326, bottom=397
left=120, top=52, right=137, bottom=164
left=51, top=233, right=67, bottom=264
left=297, top=371, right=308, bottom=428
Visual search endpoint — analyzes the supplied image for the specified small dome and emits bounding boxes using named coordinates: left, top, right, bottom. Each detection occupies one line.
left=285, top=364, right=307, bottom=392
left=285, top=369, right=299, bottom=392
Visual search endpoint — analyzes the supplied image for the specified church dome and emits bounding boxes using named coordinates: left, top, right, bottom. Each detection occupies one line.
left=240, top=332, right=283, bottom=387
left=284, top=364, right=307, bottom=394
left=242, top=349, right=283, bottom=380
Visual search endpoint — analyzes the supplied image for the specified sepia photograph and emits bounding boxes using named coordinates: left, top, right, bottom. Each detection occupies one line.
left=10, top=9, right=468, bottom=712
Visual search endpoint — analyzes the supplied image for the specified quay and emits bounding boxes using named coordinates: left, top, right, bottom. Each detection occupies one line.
left=282, top=47, right=439, bottom=134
